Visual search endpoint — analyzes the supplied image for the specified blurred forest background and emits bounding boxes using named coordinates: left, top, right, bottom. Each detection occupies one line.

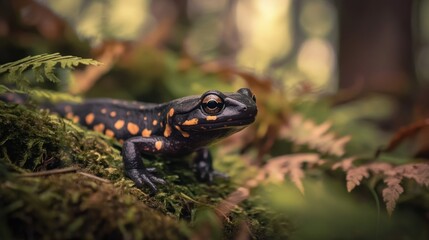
left=1, top=0, right=429, bottom=239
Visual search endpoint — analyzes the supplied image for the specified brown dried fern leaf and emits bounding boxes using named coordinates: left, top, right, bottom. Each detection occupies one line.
left=281, top=114, right=351, bottom=156
left=216, top=154, right=325, bottom=218
left=332, top=157, right=356, bottom=171
left=396, top=163, right=429, bottom=187
left=382, top=163, right=429, bottom=215
left=382, top=175, right=404, bottom=215
left=345, top=162, right=392, bottom=192
left=339, top=160, right=429, bottom=215
left=263, top=153, right=325, bottom=194
left=346, top=166, right=370, bottom=192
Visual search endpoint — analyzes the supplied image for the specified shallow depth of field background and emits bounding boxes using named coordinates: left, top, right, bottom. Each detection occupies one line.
left=1, top=0, right=429, bottom=239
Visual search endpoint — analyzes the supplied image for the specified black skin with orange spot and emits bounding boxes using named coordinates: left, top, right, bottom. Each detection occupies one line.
left=1, top=88, right=258, bottom=193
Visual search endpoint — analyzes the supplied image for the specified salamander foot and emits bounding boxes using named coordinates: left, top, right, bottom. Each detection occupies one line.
left=125, top=168, right=166, bottom=194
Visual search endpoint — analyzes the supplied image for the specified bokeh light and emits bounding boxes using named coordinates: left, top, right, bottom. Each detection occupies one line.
left=297, top=38, right=335, bottom=88
left=235, top=0, right=293, bottom=72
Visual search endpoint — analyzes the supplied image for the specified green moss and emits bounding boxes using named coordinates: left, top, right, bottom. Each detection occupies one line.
left=0, top=175, right=186, bottom=240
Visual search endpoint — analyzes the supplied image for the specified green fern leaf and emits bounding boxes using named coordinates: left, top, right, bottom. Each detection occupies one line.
left=0, top=53, right=101, bottom=89
left=29, top=89, right=83, bottom=103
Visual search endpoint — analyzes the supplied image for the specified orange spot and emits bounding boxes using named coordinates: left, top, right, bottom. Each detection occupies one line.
left=175, top=125, right=190, bottom=138
left=168, top=108, right=175, bottom=117
left=152, top=120, right=158, bottom=126
left=127, top=122, right=139, bottom=135
left=101, top=108, right=107, bottom=114
left=105, top=129, right=115, bottom=137
left=118, top=139, right=124, bottom=144
left=93, top=123, right=105, bottom=132
left=143, top=116, right=147, bottom=121
left=114, top=120, right=125, bottom=129
left=110, top=111, right=117, bottom=117
left=182, top=118, right=199, bottom=126
left=126, top=111, right=131, bottom=116
left=85, top=113, right=95, bottom=125
left=155, top=141, right=163, bottom=150
left=66, top=112, right=74, bottom=119
left=72, top=116, right=80, bottom=123
left=164, top=124, right=172, bottom=137
left=157, top=112, right=161, bottom=116
left=206, top=116, right=217, bottom=121
left=142, top=128, right=152, bottom=137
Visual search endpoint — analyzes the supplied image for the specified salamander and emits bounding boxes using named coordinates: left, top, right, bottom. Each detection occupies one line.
left=2, top=88, right=257, bottom=193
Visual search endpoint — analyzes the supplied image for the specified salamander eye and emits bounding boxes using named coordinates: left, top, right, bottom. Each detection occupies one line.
left=201, top=94, right=224, bottom=114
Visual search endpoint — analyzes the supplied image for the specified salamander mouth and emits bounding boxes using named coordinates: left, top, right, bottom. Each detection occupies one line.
left=181, top=116, right=256, bottom=131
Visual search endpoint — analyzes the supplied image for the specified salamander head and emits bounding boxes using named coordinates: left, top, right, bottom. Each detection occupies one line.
left=170, top=88, right=257, bottom=137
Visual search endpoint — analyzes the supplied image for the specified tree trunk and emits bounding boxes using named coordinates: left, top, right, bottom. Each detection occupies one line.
left=338, top=0, right=415, bottom=96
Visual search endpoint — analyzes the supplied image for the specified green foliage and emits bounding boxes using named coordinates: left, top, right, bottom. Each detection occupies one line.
left=29, top=89, right=83, bottom=103
left=0, top=53, right=100, bottom=91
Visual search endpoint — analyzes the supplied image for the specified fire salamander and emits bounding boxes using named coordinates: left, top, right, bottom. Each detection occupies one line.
left=4, top=88, right=257, bottom=193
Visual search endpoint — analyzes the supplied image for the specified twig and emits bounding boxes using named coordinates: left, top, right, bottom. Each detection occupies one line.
left=17, top=167, right=110, bottom=184
left=18, top=167, right=79, bottom=177
left=77, top=171, right=110, bottom=183
left=375, top=118, right=429, bottom=157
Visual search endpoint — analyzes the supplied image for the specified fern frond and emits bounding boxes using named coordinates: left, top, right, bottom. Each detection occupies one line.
left=0, top=85, right=25, bottom=95
left=382, top=175, right=404, bottom=215
left=332, top=157, right=356, bottom=171
left=29, top=89, right=82, bottom=103
left=346, top=162, right=392, bottom=192
left=281, top=114, right=351, bottom=156
left=263, top=153, right=325, bottom=194
left=340, top=160, right=429, bottom=215
left=0, top=53, right=100, bottom=90
left=346, top=166, right=370, bottom=192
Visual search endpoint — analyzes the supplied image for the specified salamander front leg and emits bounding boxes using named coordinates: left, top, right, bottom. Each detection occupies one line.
left=122, top=137, right=167, bottom=194
left=193, top=148, right=228, bottom=183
